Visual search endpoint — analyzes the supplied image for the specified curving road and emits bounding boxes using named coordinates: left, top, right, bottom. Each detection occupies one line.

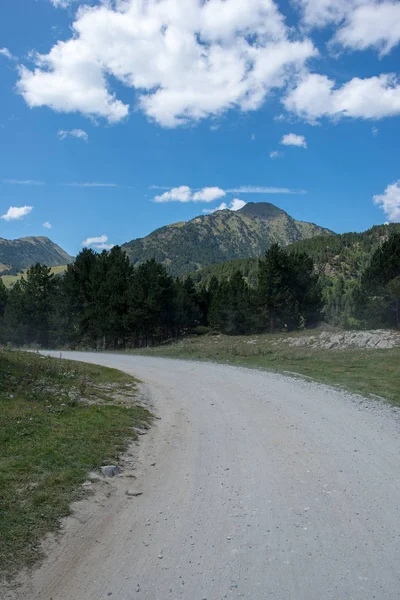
left=17, top=353, right=400, bottom=600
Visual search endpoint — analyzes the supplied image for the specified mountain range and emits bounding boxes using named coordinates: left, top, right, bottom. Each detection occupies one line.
left=0, top=202, right=349, bottom=279
left=122, top=202, right=334, bottom=276
left=0, top=236, right=73, bottom=276
left=190, top=222, right=400, bottom=288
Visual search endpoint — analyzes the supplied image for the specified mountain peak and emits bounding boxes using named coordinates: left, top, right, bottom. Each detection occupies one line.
left=122, top=203, right=334, bottom=276
left=0, top=236, right=73, bottom=276
left=238, top=202, right=287, bottom=220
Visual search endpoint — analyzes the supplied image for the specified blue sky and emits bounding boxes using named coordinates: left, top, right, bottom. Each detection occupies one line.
left=1, top=0, right=400, bottom=256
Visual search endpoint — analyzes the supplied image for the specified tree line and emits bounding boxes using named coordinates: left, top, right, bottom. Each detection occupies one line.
left=0, top=244, right=321, bottom=348
left=0, top=232, right=398, bottom=349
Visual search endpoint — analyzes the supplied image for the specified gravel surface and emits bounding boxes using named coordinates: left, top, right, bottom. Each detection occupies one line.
left=9, top=352, right=400, bottom=600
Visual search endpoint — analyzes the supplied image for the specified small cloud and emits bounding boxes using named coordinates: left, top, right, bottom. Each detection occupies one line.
left=49, top=0, right=76, bottom=7
left=373, top=180, right=400, bottom=222
left=154, top=186, right=192, bottom=203
left=67, top=182, right=117, bottom=187
left=226, top=186, right=305, bottom=195
left=0, top=47, right=14, bottom=61
left=203, top=198, right=246, bottom=214
left=58, top=129, right=88, bottom=142
left=251, top=134, right=256, bottom=141
left=269, top=151, right=284, bottom=159
left=2, top=179, right=45, bottom=185
left=154, top=186, right=225, bottom=203
left=274, top=114, right=286, bottom=122
left=372, top=127, right=379, bottom=136
left=91, top=243, right=114, bottom=250
left=281, top=133, right=307, bottom=148
left=43, top=221, right=52, bottom=229
left=82, top=234, right=114, bottom=250
left=192, top=187, right=226, bottom=202
left=229, top=198, right=247, bottom=211
left=153, top=184, right=306, bottom=204
left=1, top=206, right=33, bottom=221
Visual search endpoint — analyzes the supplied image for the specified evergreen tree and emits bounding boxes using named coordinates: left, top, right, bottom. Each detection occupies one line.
left=62, top=248, right=98, bottom=345
left=5, top=264, right=57, bottom=346
left=257, top=245, right=321, bottom=331
left=0, top=279, right=7, bottom=318
left=359, top=233, right=400, bottom=328
left=175, top=276, right=201, bottom=334
left=89, top=247, right=133, bottom=348
left=127, top=259, right=176, bottom=345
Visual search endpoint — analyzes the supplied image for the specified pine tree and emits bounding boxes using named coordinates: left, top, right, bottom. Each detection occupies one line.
left=360, top=233, right=400, bottom=328
left=5, top=264, right=57, bottom=346
left=127, top=259, right=176, bottom=345
left=257, top=245, right=321, bottom=332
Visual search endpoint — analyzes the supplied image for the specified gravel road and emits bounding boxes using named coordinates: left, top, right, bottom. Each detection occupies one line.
left=14, top=353, right=400, bottom=600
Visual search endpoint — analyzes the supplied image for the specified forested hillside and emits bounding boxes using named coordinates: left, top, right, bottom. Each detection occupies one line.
left=122, top=202, right=333, bottom=276
left=1, top=231, right=399, bottom=349
left=189, top=223, right=400, bottom=327
left=0, top=236, right=72, bottom=276
left=286, top=223, right=400, bottom=278
left=0, top=245, right=322, bottom=348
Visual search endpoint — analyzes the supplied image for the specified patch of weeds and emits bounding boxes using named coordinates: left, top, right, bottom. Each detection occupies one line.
left=0, top=350, right=151, bottom=580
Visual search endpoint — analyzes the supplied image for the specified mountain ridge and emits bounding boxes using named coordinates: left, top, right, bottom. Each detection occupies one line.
left=122, top=202, right=334, bottom=276
left=0, top=236, right=73, bottom=276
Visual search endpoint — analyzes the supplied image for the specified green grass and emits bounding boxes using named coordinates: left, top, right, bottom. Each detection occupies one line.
left=129, top=333, right=400, bottom=406
left=1, top=265, right=68, bottom=287
left=0, top=350, right=151, bottom=579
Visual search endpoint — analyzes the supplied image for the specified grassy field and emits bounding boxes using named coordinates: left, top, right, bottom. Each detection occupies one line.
left=1, top=265, right=68, bottom=287
left=0, top=350, right=151, bottom=579
left=130, top=333, right=400, bottom=406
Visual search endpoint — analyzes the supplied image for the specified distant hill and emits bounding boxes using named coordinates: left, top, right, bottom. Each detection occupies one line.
left=0, top=236, right=73, bottom=276
left=122, top=202, right=334, bottom=276
left=286, top=223, right=400, bottom=279
left=190, top=223, right=400, bottom=286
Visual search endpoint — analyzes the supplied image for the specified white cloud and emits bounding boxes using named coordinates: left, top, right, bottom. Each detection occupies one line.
left=281, top=133, right=307, bottom=148
left=154, top=185, right=305, bottom=203
left=332, top=2, right=400, bottom=56
left=192, top=187, right=226, bottom=202
left=2, top=179, right=45, bottom=185
left=372, top=126, right=379, bottom=136
left=251, top=134, right=256, bottom=141
left=17, top=0, right=316, bottom=127
left=154, top=186, right=192, bottom=203
left=295, top=0, right=400, bottom=56
left=92, top=243, right=115, bottom=250
left=373, top=180, right=400, bottom=222
left=43, top=221, right=52, bottom=229
left=1, top=206, right=33, bottom=221
left=50, top=0, right=77, bottom=7
left=203, top=198, right=246, bottom=214
left=82, top=234, right=114, bottom=250
left=226, top=185, right=305, bottom=194
left=284, top=72, right=400, bottom=122
left=294, top=0, right=366, bottom=29
left=58, top=128, right=88, bottom=141
left=229, top=198, right=247, bottom=211
left=270, top=150, right=284, bottom=159
left=0, top=47, right=14, bottom=61
left=154, top=186, right=225, bottom=203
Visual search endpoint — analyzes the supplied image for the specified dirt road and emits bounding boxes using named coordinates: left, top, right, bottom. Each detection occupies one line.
left=13, top=353, right=400, bottom=599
